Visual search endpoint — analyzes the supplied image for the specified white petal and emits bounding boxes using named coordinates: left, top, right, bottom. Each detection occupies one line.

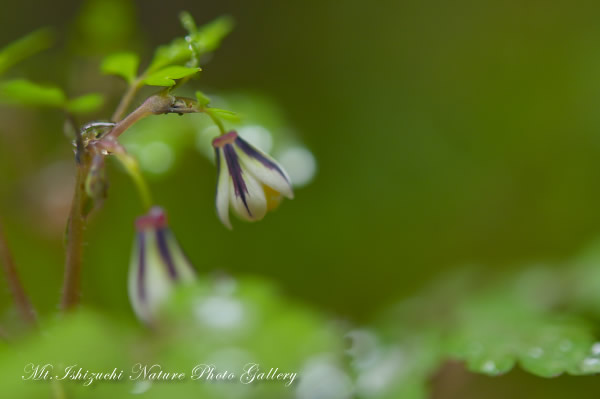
left=128, top=231, right=173, bottom=324
left=165, top=231, right=197, bottom=281
left=234, top=143, right=294, bottom=199
left=128, top=234, right=144, bottom=321
left=215, top=148, right=232, bottom=229
left=229, top=171, right=267, bottom=222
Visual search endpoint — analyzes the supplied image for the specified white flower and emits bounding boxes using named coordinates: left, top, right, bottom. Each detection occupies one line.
left=128, top=206, right=196, bottom=324
left=212, top=131, right=294, bottom=229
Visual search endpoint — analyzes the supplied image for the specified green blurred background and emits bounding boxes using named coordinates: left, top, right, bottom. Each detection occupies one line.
left=3, top=0, right=600, bottom=396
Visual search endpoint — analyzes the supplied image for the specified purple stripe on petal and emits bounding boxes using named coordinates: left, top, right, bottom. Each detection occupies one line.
left=224, top=143, right=252, bottom=216
left=235, top=137, right=290, bottom=183
left=156, top=228, right=178, bottom=280
left=214, top=147, right=221, bottom=202
left=215, top=147, right=221, bottom=176
left=137, top=232, right=146, bottom=303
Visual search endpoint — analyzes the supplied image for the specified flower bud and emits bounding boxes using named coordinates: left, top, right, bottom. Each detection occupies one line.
left=128, top=206, right=196, bottom=323
left=212, top=131, right=294, bottom=229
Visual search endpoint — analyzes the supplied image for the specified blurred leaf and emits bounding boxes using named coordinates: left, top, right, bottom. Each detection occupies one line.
left=348, top=329, right=442, bottom=399
left=0, top=310, right=134, bottom=398
left=209, top=108, right=240, bottom=122
left=66, top=93, right=104, bottom=114
left=445, top=294, right=597, bottom=377
left=0, top=79, right=65, bottom=107
left=0, top=28, right=54, bottom=75
left=144, top=277, right=346, bottom=398
left=187, top=15, right=234, bottom=55
left=147, top=15, right=233, bottom=72
left=101, top=52, right=139, bottom=84
left=143, top=65, right=200, bottom=87
left=195, top=90, right=211, bottom=106
left=179, top=11, right=197, bottom=34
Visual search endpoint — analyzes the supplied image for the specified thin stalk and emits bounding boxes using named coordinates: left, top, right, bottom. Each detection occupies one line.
left=112, top=151, right=153, bottom=211
left=205, top=109, right=226, bottom=135
left=106, top=103, right=152, bottom=140
left=60, top=160, right=88, bottom=311
left=111, top=79, right=142, bottom=122
left=0, top=218, right=37, bottom=325
left=60, top=94, right=174, bottom=310
left=105, top=94, right=176, bottom=140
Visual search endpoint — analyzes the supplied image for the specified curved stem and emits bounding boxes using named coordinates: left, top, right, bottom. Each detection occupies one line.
left=205, top=109, right=226, bottom=135
left=60, top=93, right=191, bottom=310
left=106, top=103, right=152, bottom=140
left=0, top=218, right=37, bottom=325
left=112, top=151, right=153, bottom=211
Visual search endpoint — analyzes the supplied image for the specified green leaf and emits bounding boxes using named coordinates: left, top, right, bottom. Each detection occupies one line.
left=195, top=90, right=211, bottom=106
left=0, top=79, right=65, bottom=107
left=445, top=295, right=597, bottom=377
left=66, top=93, right=104, bottom=114
left=209, top=107, right=241, bottom=122
left=0, top=28, right=54, bottom=75
left=191, top=15, right=234, bottom=54
left=147, top=15, right=233, bottom=72
left=143, top=65, right=200, bottom=86
left=101, top=52, right=139, bottom=84
left=179, top=11, right=197, bottom=34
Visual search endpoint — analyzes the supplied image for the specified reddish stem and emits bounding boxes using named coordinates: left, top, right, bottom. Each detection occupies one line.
left=0, top=218, right=37, bottom=325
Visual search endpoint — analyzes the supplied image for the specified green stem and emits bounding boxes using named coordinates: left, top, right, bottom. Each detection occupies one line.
left=0, top=218, right=37, bottom=325
left=112, top=152, right=153, bottom=211
left=205, top=109, right=226, bottom=135
left=60, top=93, right=188, bottom=310
left=111, top=79, right=142, bottom=122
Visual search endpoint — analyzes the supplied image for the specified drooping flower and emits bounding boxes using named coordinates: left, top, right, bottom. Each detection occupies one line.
left=212, top=131, right=294, bottom=229
left=128, top=206, right=196, bottom=323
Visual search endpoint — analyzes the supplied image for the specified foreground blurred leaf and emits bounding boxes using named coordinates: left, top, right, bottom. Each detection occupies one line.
left=445, top=294, right=597, bottom=377
left=101, top=52, right=139, bottom=84
left=0, top=79, right=65, bottom=107
left=143, top=65, right=200, bottom=87
left=153, top=276, right=348, bottom=399
left=0, top=310, right=134, bottom=398
left=348, top=329, right=442, bottom=399
left=0, top=28, right=54, bottom=75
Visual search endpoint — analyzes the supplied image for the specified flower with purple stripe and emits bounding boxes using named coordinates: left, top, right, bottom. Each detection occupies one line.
left=128, top=206, right=196, bottom=324
left=212, top=131, right=294, bottom=229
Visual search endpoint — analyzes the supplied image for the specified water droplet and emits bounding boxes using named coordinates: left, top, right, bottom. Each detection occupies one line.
left=528, top=347, right=544, bottom=358
left=559, top=340, right=573, bottom=352
left=356, top=347, right=404, bottom=397
left=482, top=360, right=497, bottom=374
left=581, top=357, right=600, bottom=372
left=296, top=356, right=353, bottom=399
left=195, top=296, right=245, bottom=329
left=131, top=380, right=152, bottom=394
